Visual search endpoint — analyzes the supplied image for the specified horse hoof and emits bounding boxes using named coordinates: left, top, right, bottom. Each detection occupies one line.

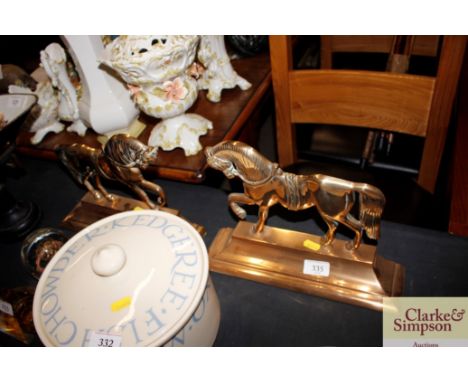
left=234, top=208, right=246, bottom=219
left=345, top=241, right=357, bottom=252
left=254, top=224, right=265, bottom=234
left=320, top=237, right=332, bottom=246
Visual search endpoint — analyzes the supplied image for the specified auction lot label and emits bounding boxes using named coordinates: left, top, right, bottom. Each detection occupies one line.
left=383, top=297, right=468, bottom=347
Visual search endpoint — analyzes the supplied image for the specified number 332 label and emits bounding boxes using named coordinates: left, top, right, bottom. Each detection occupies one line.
left=88, top=332, right=122, bottom=347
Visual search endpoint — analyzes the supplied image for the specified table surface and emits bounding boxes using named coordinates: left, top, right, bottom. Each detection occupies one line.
left=1, top=153, right=468, bottom=347
left=15, top=52, right=272, bottom=183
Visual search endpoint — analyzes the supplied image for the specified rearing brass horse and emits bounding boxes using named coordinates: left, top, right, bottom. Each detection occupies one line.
left=205, top=141, right=385, bottom=250
left=57, top=134, right=166, bottom=209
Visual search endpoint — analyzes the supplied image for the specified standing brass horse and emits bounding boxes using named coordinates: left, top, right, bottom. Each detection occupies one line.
left=57, top=134, right=166, bottom=209
left=205, top=141, right=385, bottom=250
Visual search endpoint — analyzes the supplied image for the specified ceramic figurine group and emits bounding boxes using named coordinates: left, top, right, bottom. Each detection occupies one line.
left=8, top=43, right=88, bottom=144
left=102, top=35, right=251, bottom=156
left=10, top=35, right=251, bottom=157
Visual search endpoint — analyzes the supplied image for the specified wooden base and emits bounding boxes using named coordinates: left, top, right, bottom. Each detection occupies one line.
left=209, top=221, right=404, bottom=311
left=62, top=192, right=205, bottom=236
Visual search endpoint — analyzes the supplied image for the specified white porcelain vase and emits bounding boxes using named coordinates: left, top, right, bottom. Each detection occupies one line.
left=62, top=36, right=140, bottom=135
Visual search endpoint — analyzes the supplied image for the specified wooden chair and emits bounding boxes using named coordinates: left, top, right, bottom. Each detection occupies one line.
left=320, top=36, right=440, bottom=68
left=269, top=35, right=466, bottom=193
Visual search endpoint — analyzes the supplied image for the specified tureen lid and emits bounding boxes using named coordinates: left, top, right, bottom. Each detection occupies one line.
left=32, top=210, right=208, bottom=347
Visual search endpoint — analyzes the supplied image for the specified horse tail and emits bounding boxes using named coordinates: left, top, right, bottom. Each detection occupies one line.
left=356, top=184, right=385, bottom=240
left=55, top=144, right=86, bottom=184
left=55, top=144, right=69, bottom=167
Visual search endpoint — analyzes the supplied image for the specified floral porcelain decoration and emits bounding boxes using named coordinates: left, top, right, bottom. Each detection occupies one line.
left=9, top=43, right=86, bottom=144
left=148, top=113, right=212, bottom=156
left=8, top=38, right=138, bottom=144
left=163, top=77, right=188, bottom=102
left=9, top=81, right=65, bottom=145
left=102, top=35, right=213, bottom=156
left=197, top=36, right=252, bottom=103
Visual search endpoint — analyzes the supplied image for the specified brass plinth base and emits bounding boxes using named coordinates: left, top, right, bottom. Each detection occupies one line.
left=209, top=221, right=404, bottom=311
left=62, top=192, right=205, bottom=235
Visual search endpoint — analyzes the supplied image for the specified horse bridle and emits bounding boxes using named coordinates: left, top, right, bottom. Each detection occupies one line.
left=241, top=162, right=281, bottom=187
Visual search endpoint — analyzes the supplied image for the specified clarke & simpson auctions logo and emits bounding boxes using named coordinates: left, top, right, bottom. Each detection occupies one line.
left=393, top=307, right=465, bottom=336
left=383, top=297, right=468, bottom=347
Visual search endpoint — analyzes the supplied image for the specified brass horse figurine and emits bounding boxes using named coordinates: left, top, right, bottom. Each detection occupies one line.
left=57, top=134, right=166, bottom=209
left=205, top=141, right=385, bottom=250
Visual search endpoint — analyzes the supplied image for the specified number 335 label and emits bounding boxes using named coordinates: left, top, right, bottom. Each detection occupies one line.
left=303, top=259, right=330, bottom=277
left=88, top=332, right=122, bottom=347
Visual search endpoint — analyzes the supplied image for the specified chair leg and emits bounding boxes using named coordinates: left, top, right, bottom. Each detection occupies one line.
left=418, top=36, right=467, bottom=193
left=269, top=35, right=297, bottom=168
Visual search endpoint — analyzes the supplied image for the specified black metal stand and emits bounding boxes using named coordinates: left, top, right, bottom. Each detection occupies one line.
left=0, top=181, right=41, bottom=241
left=0, top=94, right=41, bottom=241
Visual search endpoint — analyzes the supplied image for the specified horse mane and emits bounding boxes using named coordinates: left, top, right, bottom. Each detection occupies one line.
left=103, top=134, right=149, bottom=168
left=209, top=141, right=276, bottom=183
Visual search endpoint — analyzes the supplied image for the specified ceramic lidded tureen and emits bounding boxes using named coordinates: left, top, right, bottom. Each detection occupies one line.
left=102, top=35, right=213, bottom=156
left=32, top=210, right=220, bottom=347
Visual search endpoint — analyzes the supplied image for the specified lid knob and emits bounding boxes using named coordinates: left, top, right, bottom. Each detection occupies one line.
left=91, top=244, right=127, bottom=277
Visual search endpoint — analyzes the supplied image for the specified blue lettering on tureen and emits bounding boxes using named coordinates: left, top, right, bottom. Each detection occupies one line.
left=39, top=214, right=202, bottom=346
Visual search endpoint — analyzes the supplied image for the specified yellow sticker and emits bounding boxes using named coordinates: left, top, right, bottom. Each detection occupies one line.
left=111, top=296, right=132, bottom=312
left=133, top=206, right=144, bottom=211
left=303, top=239, right=321, bottom=251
